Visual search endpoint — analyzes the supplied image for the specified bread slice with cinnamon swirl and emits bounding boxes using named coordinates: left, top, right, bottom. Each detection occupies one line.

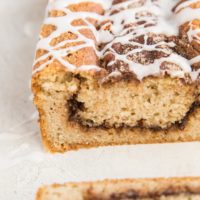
left=36, top=178, right=200, bottom=200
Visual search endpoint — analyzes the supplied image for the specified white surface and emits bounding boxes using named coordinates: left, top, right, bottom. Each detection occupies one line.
left=0, top=1, right=200, bottom=200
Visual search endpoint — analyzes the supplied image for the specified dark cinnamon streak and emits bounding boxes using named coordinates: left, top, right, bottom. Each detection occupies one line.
left=86, top=189, right=200, bottom=200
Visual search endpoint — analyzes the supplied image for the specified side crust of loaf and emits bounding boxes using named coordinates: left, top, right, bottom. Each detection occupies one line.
left=36, top=177, right=200, bottom=200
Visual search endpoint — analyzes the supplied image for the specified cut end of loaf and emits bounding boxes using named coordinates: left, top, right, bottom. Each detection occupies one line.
left=32, top=67, right=200, bottom=152
left=70, top=76, right=198, bottom=130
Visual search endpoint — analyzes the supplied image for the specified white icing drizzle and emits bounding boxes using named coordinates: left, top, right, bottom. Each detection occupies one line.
left=33, top=7, right=104, bottom=73
left=32, top=0, right=200, bottom=81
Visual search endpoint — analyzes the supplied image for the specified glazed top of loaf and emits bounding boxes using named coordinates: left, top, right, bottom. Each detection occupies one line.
left=33, top=0, right=200, bottom=82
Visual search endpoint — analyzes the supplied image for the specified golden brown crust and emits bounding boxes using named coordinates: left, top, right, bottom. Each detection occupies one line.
left=36, top=188, right=43, bottom=200
left=67, top=2, right=104, bottom=14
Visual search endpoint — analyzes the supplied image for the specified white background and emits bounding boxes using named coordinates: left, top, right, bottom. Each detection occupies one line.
left=0, top=0, right=200, bottom=199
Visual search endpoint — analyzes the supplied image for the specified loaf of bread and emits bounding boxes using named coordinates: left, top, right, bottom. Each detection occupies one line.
left=36, top=177, right=200, bottom=200
left=32, top=0, right=200, bottom=152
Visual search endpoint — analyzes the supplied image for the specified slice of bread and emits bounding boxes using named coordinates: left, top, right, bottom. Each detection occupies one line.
left=36, top=177, right=200, bottom=200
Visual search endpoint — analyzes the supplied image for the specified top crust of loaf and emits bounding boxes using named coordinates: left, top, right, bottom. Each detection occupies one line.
left=36, top=177, right=200, bottom=200
left=32, top=0, right=200, bottom=85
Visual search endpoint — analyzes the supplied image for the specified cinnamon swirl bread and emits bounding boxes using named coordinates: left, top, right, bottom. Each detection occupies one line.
left=36, top=178, right=200, bottom=200
left=32, top=0, right=200, bottom=152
